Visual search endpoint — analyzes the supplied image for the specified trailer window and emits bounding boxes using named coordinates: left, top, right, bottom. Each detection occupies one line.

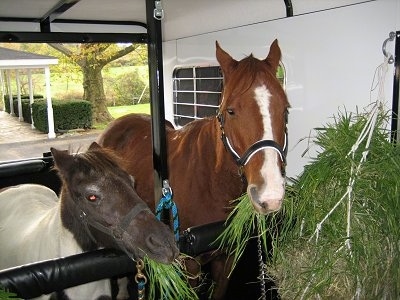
left=0, top=42, right=148, bottom=162
left=172, top=64, right=285, bottom=127
left=172, top=66, right=222, bottom=126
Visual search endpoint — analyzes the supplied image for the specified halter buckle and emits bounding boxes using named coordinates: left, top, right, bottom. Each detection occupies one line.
left=238, top=165, right=244, bottom=177
left=112, top=226, right=124, bottom=241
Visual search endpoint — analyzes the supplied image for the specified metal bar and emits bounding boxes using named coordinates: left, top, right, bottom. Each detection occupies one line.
left=391, top=31, right=400, bottom=143
left=39, top=0, right=81, bottom=24
left=283, top=0, right=294, bottom=17
left=39, top=0, right=81, bottom=32
left=0, top=17, right=147, bottom=29
left=146, top=0, right=169, bottom=208
left=0, top=32, right=147, bottom=44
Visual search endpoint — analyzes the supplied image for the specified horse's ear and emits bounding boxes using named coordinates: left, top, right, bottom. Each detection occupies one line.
left=88, top=142, right=102, bottom=151
left=51, top=148, right=74, bottom=175
left=216, top=41, right=238, bottom=80
left=264, top=39, right=281, bottom=73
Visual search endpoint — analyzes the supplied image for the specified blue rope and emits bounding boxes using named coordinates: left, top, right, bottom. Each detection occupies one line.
left=137, top=279, right=146, bottom=300
left=156, top=191, right=180, bottom=242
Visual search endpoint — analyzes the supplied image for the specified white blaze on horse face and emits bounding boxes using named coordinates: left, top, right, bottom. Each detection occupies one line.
left=249, top=85, right=285, bottom=212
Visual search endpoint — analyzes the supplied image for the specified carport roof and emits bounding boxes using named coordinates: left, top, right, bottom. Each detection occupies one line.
left=0, top=47, right=58, bottom=69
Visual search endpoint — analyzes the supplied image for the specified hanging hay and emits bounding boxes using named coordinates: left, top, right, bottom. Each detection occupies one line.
left=144, top=255, right=199, bottom=299
left=0, top=288, right=19, bottom=300
left=267, top=107, right=400, bottom=299
left=215, top=104, right=400, bottom=299
left=216, top=193, right=268, bottom=277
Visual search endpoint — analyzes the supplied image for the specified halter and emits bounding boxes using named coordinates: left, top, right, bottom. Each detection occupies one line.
left=79, top=202, right=151, bottom=259
left=217, top=109, right=288, bottom=173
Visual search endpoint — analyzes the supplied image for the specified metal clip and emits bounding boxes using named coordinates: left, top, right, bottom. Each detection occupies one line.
left=162, top=179, right=173, bottom=197
left=382, top=31, right=396, bottom=64
left=153, top=1, right=164, bottom=20
left=135, top=259, right=147, bottom=300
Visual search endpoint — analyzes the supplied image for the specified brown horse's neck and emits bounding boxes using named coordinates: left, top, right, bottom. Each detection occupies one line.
left=175, top=117, right=240, bottom=175
left=171, top=117, right=245, bottom=191
left=59, top=187, right=98, bottom=251
left=212, top=118, right=237, bottom=174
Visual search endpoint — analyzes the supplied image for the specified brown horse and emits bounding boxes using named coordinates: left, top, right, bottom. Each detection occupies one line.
left=0, top=142, right=179, bottom=299
left=98, top=40, right=289, bottom=299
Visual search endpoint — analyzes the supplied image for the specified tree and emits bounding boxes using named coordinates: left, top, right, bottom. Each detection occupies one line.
left=48, top=43, right=143, bottom=123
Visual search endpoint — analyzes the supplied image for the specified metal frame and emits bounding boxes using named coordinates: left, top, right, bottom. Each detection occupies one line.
left=391, top=31, right=400, bottom=143
left=0, top=32, right=147, bottom=43
left=0, top=0, right=167, bottom=207
left=146, top=0, right=169, bottom=208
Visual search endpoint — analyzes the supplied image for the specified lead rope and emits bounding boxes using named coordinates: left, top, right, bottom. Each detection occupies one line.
left=257, top=215, right=267, bottom=300
left=155, top=180, right=180, bottom=242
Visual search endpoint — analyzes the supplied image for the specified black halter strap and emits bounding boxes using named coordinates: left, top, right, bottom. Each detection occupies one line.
left=79, top=202, right=151, bottom=259
left=217, top=110, right=287, bottom=169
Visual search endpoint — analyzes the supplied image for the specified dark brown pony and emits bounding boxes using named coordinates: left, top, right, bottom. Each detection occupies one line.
left=0, top=142, right=179, bottom=299
left=98, top=40, right=290, bottom=299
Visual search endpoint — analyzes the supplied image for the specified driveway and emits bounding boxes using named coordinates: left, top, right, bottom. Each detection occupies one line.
left=0, top=110, right=102, bottom=162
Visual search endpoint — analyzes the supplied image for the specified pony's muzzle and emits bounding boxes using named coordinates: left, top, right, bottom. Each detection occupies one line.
left=247, top=184, right=283, bottom=214
left=145, top=230, right=179, bottom=263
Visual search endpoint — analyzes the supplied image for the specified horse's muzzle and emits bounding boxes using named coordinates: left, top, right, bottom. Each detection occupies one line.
left=247, top=184, right=284, bottom=214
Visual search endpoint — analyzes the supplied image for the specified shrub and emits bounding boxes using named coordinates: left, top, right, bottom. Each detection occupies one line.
left=3, top=94, right=43, bottom=114
left=106, top=69, right=149, bottom=106
left=32, top=99, right=92, bottom=133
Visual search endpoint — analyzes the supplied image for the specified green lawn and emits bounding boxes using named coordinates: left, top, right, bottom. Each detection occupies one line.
left=94, top=103, right=150, bottom=130
left=107, top=103, right=150, bottom=118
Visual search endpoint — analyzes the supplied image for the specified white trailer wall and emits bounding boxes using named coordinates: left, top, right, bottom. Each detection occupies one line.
left=162, top=0, right=399, bottom=178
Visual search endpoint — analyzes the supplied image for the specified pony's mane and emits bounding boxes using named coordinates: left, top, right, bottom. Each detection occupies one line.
left=77, top=147, right=126, bottom=174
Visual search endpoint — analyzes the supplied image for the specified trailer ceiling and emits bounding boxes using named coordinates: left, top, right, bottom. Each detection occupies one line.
left=0, top=0, right=373, bottom=41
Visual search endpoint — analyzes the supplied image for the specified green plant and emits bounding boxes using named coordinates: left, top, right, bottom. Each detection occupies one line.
left=0, top=287, right=20, bottom=299
left=144, top=255, right=198, bottom=299
left=268, top=106, right=400, bottom=299
left=3, top=94, right=43, bottom=115
left=106, top=67, right=149, bottom=106
left=31, top=99, right=92, bottom=133
left=215, top=104, right=400, bottom=299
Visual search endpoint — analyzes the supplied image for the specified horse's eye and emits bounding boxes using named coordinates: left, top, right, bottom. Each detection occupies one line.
left=227, top=108, right=235, bottom=115
left=87, top=194, right=98, bottom=202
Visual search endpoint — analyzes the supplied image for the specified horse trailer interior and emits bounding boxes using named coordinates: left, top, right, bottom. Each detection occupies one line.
left=0, top=0, right=399, bottom=299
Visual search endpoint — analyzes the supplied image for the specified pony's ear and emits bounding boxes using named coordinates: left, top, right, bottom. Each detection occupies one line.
left=88, top=141, right=102, bottom=151
left=51, top=148, right=74, bottom=176
left=216, top=41, right=238, bottom=80
left=264, top=39, right=281, bottom=73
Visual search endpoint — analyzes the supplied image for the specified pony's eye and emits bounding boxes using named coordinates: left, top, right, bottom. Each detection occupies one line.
left=87, top=194, right=98, bottom=202
left=227, top=108, right=235, bottom=115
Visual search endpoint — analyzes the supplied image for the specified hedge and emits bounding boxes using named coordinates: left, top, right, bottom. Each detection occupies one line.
left=31, top=99, right=92, bottom=133
left=3, top=94, right=44, bottom=116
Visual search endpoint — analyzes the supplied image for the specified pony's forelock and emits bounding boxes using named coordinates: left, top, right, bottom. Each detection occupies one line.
left=80, top=147, right=126, bottom=174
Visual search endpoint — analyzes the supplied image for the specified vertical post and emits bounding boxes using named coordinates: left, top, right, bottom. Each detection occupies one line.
left=16, top=70, right=23, bottom=122
left=391, top=31, right=400, bottom=143
left=28, top=69, right=35, bottom=129
left=0, top=70, right=4, bottom=109
left=6, top=70, right=14, bottom=116
left=44, top=66, right=56, bottom=139
left=146, top=0, right=169, bottom=208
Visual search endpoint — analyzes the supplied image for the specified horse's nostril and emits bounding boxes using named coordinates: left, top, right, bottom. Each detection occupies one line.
left=146, top=234, right=163, bottom=248
left=249, top=185, right=265, bottom=208
left=145, top=233, right=179, bottom=261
